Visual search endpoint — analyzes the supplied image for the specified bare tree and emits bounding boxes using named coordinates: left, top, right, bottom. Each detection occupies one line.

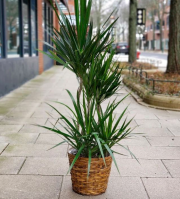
left=91, top=0, right=108, bottom=32
left=115, top=2, right=129, bottom=42
left=91, top=0, right=123, bottom=34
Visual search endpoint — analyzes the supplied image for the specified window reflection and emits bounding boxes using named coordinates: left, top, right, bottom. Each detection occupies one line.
left=51, top=10, right=53, bottom=45
left=0, top=1, right=2, bottom=58
left=23, top=0, right=29, bottom=57
left=6, top=0, right=20, bottom=58
left=31, top=0, right=37, bottom=56
left=43, top=2, right=47, bottom=51
left=43, top=2, right=53, bottom=51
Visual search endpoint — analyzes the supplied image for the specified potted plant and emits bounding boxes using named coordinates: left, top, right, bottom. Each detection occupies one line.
left=38, top=0, right=136, bottom=196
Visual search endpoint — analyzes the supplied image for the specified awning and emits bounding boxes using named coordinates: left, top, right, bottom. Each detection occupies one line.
left=49, top=0, right=68, bottom=8
left=60, top=0, right=68, bottom=7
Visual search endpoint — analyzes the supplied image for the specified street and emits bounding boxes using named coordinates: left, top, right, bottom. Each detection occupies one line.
left=113, top=51, right=168, bottom=71
left=140, top=51, right=168, bottom=60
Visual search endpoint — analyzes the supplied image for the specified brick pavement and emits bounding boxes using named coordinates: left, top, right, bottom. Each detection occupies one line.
left=0, top=66, right=180, bottom=199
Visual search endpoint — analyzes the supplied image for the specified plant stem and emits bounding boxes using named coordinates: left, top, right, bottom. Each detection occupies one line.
left=77, top=78, right=83, bottom=131
left=97, top=103, right=102, bottom=124
left=78, top=78, right=83, bottom=100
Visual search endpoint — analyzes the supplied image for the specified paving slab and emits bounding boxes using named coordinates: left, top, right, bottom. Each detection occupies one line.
left=31, top=110, right=54, bottom=118
left=0, top=117, right=47, bottom=125
left=162, top=160, right=180, bottom=177
left=36, top=133, right=64, bottom=145
left=168, top=126, right=180, bottom=136
left=142, top=178, right=180, bottom=199
left=60, top=176, right=148, bottom=199
left=158, top=119, right=180, bottom=128
left=0, top=125, right=22, bottom=134
left=135, top=119, right=161, bottom=128
left=0, top=175, right=62, bottom=199
left=128, top=112, right=158, bottom=120
left=0, top=157, right=25, bottom=174
left=1, top=144, right=68, bottom=157
left=150, top=109, right=180, bottom=120
left=19, top=124, right=51, bottom=134
left=0, top=133, right=39, bottom=144
left=120, top=136, right=150, bottom=146
left=133, top=127, right=173, bottom=137
left=6, top=110, right=34, bottom=118
left=20, top=157, right=69, bottom=175
left=147, top=136, right=180, bottom=146
left=111, top=159, right=170, bottom=177
left=129, top=146, right=180, bottom=159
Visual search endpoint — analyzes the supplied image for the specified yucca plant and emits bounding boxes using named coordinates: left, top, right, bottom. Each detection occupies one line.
left=40, top=0, right=117, bottom=99
left=38, top=0, right=136, bottom=195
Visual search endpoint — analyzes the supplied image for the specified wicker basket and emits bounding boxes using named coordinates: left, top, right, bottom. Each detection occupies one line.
left=68, top=149, right=112, bottom=196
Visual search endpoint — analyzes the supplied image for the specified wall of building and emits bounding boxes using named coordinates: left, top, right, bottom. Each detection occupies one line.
left=0, top=0, right=59, bottom=97
left=144, top=3, right=170, bottom=51
left=0, top=57, right=39, bottom=96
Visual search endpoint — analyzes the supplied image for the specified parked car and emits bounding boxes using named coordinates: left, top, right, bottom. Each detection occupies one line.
left=116, top=42, right=129, bottom=54
left=108, top=43, right=117, bottom=53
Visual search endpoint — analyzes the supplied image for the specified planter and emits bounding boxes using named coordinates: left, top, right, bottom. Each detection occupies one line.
left=68, top=149, right=112, bottom=196
left=123, top=77, right=180, bottom=110
left=112, top=68, right=159, bottom=75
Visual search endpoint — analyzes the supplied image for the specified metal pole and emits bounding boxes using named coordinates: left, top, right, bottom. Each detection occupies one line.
left=152, top=79, right=155, bottom=92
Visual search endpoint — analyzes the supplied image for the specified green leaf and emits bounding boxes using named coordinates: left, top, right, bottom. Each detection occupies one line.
left=93, top=133, right=106, bottom=166
left=103, top=142, right=120, bottom=174
left=67, top=145, right=85, bottom=174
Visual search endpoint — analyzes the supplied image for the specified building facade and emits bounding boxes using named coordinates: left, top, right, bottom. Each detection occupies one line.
left=0, top=0, right=69, bottom=97
left=143, top=0, right=170, bottom=51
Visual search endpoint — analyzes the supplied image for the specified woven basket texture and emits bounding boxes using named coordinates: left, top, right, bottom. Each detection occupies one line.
left=68, top=151, right=112, bottom=196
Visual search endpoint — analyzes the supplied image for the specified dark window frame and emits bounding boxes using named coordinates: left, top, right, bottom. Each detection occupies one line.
left=19, top=0, right=24, bottom=57
left=0, top=0, right=7, bottom=58
left=43, top=0, right=53, bottom=52
left=0, top=0, right=37, bottom=59
left=31, top=0, right=38, bottom=56
left=44, top=2, right=47, bottom=51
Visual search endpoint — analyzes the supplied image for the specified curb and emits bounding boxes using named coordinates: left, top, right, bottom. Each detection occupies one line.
left=116, top=69, right=159, bottom=75
left=123, top=77, right=180, bottom=112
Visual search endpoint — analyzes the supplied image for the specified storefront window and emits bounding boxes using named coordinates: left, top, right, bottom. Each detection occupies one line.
left=23, top=0, right=29, bottom=57
left=43, top=2, right=47, bottom=51
left=48, top=7, right=51, bottom=44
left=6, top=0, right=20, bottom=58
left=0, top=1, right=2, bottom=58
left=51, top=10, right=53, bottom=45
left=43, top=2, right=53, bottom=51
left=31, top=0, right=37, bottom=56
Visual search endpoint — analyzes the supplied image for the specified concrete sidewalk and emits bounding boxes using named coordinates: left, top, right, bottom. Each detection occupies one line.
left=0, top=66, right=180, bottom=199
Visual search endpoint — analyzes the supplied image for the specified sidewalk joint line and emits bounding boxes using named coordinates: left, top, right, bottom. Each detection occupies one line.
left=58, top=175, right=64, bottom=199
left=161, top=160, right=173, bottom=178
left=17, top=157, right=27, bottom=174
left=0, top=143, right=9, bottom=156
left=140, top=177, right=150, bottom=199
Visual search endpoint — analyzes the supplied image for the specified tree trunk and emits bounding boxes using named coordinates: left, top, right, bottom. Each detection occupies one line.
left=152, top=13, right=155, bottom=50
left=159, top=19, right=163, bottom=52
left=166, top=0, right=180, bottom=74
left=128, top=0, right=137, bottom=63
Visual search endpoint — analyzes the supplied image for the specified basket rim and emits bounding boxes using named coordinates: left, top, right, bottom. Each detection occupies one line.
left=68, top=148, right=112, bottom=161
